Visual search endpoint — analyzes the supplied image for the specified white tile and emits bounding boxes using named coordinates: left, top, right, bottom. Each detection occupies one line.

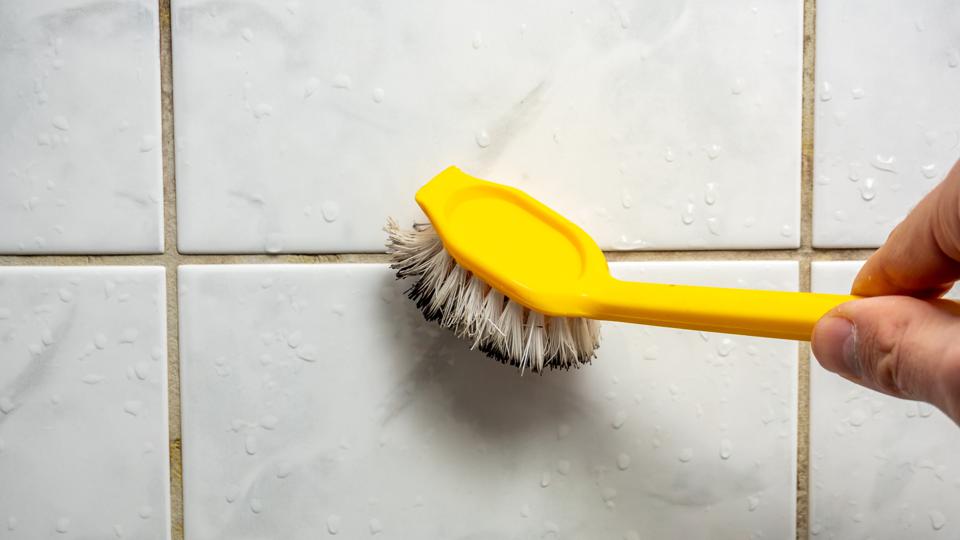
left=813, top=1, right=960, bottom=247
left=0, top=0, right=163, bottom=254
left=0, top=266, right=169, bottom=539
left=809, top=261, right=960, bottom=538
left=173, top=1, right=802, bottom=253
left=179, top=262, right=798, bottom=539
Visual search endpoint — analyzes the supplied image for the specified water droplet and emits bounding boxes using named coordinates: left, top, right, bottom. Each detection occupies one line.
left=0, top=308, right=9, bottom=319
left=250, top=498, right=263, bottom=514
left=780, top=224, right=793, bottom=238
left=475, top=129, right=491, bottom=148
left=557, top=423, right=571, bottom=439
left=123, top=400, right=143, bottom=416
left=851, top=87, right=865, bottom=100
left=472, top=32, right=483, bottom=49
left=643, top=345, right=659, bottom=360
left=849, top=408, right=867, bottom=426
left=321, top=201, right=340, bottom=223
left=747, top=495, right=760, bottom=511
left=860, top=177, right=877, bottom=201
left=52, top=116, right=70, bottom=131
left=612, top=410, right=627, bottom=429
left=56, top=517, right=70, bottom=533
left=7, top=516, right=16, bottom=531
left=620, top=188, right=633, bottom=209
left=615, top=4, right=631, bottom=28
left=719, top=439, right=733, bottom=459
left=833, top=210, right=847, bottom=222
left=681, top=203, right=695, bottom=225
left=706, top=144, right=722, bottom=160
left=930, top=509, right=946, bottom=530
left=664, top=147, right=675, bottom=162
left=41, top=327, right=55, bottom=345
left=731, top=78, right=745, bottom=95
left=704, top=183, right=718, bottom=205
left=601, top=487, right=618, bottom=502
left=224, top=484, right=239, bottom=503
left=617, top=452, right=631, bottom=470
left=245, top=434, right=258, bottom=455
left=253, top=103, right=273, bottom=119
left=304, top=77, right=321, bottom=98
left=369, top=517, right=383, bottom=535
left=372, top=88, right=385, bottom=103
left=556, top=459, right=571, bottom=475
left=706, top=218, right=721, bottom=236
left=871, top=154, right=896, bottom=172
left=327, top=514, right=341, bottom=535
left=717, top=338, right=735, bottom=357
left=287, top=330, right=303, bottom=348
left=332, top=74, right=352, bottom=89
left=260, top=415, right=279, bottom=430
left=95, top=333, right=108, bottom=349
left=540, top=471, right=552, bottom=487
left=543, top=521, right=560, bottom=536
left=241, top=27, right=253, bottom=42
left=82, top=374, right=105, bottom=384
left=138, top=506, right=153, bottom=519
left=919, top=402, right=935, bottom=418
left=275, top=460, right=293, bottom=479
left=678, top=448, right=693, bottom=462
left=948, top=49, right=960, bottom=68
left=810, top=521, right=823, bottom=535
left=265, top=233, right=283, bottom=253
left=139, top=135, right=156, bottom=152
left=520, top=505, right=530, bottom=518
left=119, top=327, right=139, bottom=343
left=819, top=81, right=832, bottom=101
left=922, top=163, right=938, bottom=179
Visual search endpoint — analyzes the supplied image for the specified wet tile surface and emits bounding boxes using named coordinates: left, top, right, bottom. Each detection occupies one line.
left=179, top=262, right=798, bottom=539
left=0, top=266, right=169, bottom=539
left=173, top=0, right=802, bottom=253
left=809, top=261, right=960, bottom=538
left=813, top=1, right=960, bottom=247
left=0, top=0, right=163, bottom=254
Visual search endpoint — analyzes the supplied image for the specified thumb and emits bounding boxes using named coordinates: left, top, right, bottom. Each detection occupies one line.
left=811, top=296, right=960, bottom=424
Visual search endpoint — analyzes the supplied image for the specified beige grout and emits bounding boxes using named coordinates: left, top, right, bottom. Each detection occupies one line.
left=0, top=0, right=866, bottom=538
left=796, top=0, right=817, bottom=537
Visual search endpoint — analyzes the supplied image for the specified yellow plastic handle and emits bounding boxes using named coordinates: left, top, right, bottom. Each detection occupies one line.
left=589, top=279, right=857, bottom=340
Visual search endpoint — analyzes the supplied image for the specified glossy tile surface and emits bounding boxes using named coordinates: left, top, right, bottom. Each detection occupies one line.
left=809, top=261, right=960, bottom=539
left=0, top=266, right=169, bottom=539
left=173, top=0, right=802, bottom=253
left=179, top=262, right=798, bottom=539
left=813, top=1, right=960, bottom=247
left=0, top=0, right=163, bottom=254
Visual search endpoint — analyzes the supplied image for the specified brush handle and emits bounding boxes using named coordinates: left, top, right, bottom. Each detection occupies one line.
left=589, top=279, right=960, bottom=341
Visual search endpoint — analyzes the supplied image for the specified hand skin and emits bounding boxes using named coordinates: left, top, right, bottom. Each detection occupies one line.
left=811, top=159, right=960, bottom=425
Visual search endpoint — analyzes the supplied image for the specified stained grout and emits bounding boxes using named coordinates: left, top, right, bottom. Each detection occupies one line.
left=0, top=0, right=861, bottom=538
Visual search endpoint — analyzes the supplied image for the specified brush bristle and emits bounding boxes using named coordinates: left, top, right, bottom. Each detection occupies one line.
left=385, top=218, right=600, bottom=373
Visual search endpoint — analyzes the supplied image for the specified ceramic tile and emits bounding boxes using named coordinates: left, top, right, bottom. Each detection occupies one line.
left=172, top=1, right=802, bottom=253
left=0, top=266, right=169, bottom=539
left=179, top=261, right=798, bottom=539
left=809, top=261, right=960, bottom=538
left=813, top=1, right=960, bottom=248
left=0, top=0, right=162, bottom=254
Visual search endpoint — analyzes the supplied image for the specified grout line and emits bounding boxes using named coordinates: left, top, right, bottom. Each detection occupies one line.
left=158, top=1, right=184, bottom=539
left=0, top=248, right=875, bottom=267
left=796, top=0, right=817, bottom=538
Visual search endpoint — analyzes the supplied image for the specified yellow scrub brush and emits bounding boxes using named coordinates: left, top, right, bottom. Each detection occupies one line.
left=384, top=167, right=948, bottom=373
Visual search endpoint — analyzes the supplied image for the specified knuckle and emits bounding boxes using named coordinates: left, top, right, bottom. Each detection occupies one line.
left=862, top=316, right=910, bottom=397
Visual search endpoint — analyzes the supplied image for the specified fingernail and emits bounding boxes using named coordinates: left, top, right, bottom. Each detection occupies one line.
left=813, top=316, right=859, bottom=377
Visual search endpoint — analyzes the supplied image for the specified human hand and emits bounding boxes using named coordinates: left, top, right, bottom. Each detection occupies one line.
left=812, top=159, right=960, bottom=424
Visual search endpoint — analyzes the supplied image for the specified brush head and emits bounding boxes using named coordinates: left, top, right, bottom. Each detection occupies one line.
left=386, top=218, right=600, bottom=373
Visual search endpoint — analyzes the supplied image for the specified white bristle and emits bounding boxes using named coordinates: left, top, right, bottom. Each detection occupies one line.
left=385, top=218, right=600, bottom=372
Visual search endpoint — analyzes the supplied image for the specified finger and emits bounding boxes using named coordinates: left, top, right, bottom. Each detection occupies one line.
left=854, top=161, right=960, bottom=296
left=812, top=296, right=960, bottom=424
